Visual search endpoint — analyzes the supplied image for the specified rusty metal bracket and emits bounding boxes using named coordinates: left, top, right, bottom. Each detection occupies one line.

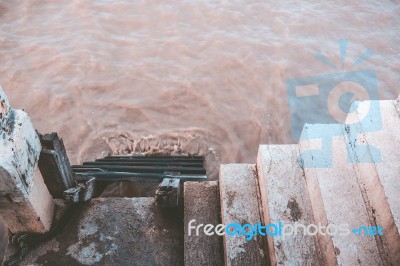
left=38, top=132, right=76, bottom=199
left=155, top=178, right=181, bottom=208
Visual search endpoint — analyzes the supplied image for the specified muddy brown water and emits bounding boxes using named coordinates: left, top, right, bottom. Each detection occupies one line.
left=0, top=1, right=399, bottom=181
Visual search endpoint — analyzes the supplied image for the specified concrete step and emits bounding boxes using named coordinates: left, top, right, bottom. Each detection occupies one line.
left=184, top=181, right=223, bottom=266
left=219, top=164, right=267, bottom=266
left=18, top=198, right=183, bottom=265
left=257, top=144, right=321, bottom=265
left=299, top=123, right=382, bottom=265
left=344, top=99, right=400, bottom=264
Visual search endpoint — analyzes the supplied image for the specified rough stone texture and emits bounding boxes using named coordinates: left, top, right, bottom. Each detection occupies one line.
left=219, top=164, right=267, bottom=266
left=0, top=109, right=40, bottom=197
left=0, top=217, right=8, bottom=263
left=344, top=99, right=400, bottom=264
left=299, top=124, right=382, bottom=265
left=184, top=181, right=223, bottom=266
left=257, top=144, right=321, bottom=265
left=1, top=167, right=54, bottom=233
left=0, top=101, right=54, bottom=233
left=19, top=197, right=183, bottom=266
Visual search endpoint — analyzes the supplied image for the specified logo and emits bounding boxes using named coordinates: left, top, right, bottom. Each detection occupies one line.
left=286, top=39, right=381, bottom=168
left=187, top=220, right=383, bottom=241
left=352, top=225, right=383, bottom=236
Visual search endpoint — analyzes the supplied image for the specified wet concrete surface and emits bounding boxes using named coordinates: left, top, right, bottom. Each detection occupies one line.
left=18, top=197, right=183, bottom=266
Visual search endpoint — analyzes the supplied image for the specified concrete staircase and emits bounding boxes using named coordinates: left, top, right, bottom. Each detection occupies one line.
left=185, top=96, right=400, bottom=265
left=2, top=80, right=399, bottom=265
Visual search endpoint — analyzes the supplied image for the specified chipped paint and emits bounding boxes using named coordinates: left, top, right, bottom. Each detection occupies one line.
left=67, top=242, right=103, bottom=265
left=99, top=234, right=114, bottom=242
left=0, top=110, right=41, bottom=198
left=132, top=197, right=152, bottom=220
left=79, top=223, right=98, bottom=237
left=66, top=205, right=121, bottom=265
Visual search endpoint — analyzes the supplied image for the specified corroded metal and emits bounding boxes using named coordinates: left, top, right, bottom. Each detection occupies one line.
left=38, top=133, right=76, bottom=199
left=155, top=178, right=181, bottom=207
left=69, top=155, right=207, bottom=204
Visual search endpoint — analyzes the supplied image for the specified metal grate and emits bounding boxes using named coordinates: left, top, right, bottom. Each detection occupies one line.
left=71, top=155, right=207, bottom=183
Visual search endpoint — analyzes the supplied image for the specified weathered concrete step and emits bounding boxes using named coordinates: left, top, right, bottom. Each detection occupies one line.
left=344, top=99, right=400, bottom=264
left=299, top=123, right=382, bottom=265
left=257, top=144, right=321, bottom=265
left=184, top=181, right=223, bottom=266
left=0, top=85, right=54, bottom=233
left=219, top=164, right=267, bottom=266
left=19, top=197, right=183, bottom=266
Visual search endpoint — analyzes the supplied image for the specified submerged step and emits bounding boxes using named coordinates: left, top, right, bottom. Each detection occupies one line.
left=344, top=99, right=400, bottom=264
left=219, top=164, right=267, bottom=266
left=299, top=123, right=382, bottom=265
left=184, top=181, right=223, bottom=266
left=257, top=144, right=321, bottom=265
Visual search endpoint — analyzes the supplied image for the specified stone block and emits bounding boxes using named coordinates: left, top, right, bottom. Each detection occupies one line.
left=0, top=86, right=54, bottom=233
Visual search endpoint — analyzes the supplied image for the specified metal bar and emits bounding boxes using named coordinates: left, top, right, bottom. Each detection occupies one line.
left=83, top=161, right=203, bottom=167
left=72, top=165, right=206, bottom=175
left=97, top=157, right=204, bottom=162
left=75, top=172, right=207, bottom=183
left=104, top=155, right=203, bottom=159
